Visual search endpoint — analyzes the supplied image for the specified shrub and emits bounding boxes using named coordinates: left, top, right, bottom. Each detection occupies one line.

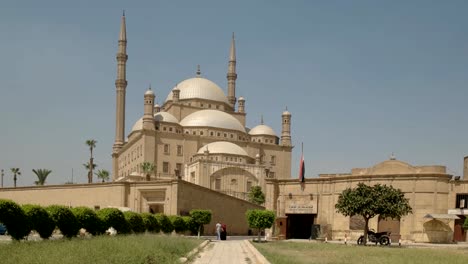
left=189, top=209, right=212, bottom=238
left=22, top=204, right=55, bottom=239
left=124, top=211, right=145, bottom=234
left=71, top=206, right=104, bottom=236
left=246, top=209, right=275, bottom=241
left=141, top=213, right=160, bottom=233
left=96, top=208, right=130, bottom=234
left=46, top=205, right=80, bottom=239
left=155, top=214, right=174, bottom=234
left=169, top=215, right=187, bottom=234
left=0, top=199, right=30, bottom=240
left=183, top=216, right=198, bottom=235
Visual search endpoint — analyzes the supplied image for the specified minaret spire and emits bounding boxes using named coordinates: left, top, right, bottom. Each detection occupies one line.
left=113, top=12, right=128, bottom=180
left=227, top=32, right=237, bottom=109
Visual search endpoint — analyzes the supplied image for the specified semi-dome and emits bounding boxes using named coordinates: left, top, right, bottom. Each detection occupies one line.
left=249, top=124, right=277, bottom=136
left=154, top=112, right=178, bottom=123
left=165, top=77, right=228, bottom=103
left=180, top=110, right=246, bottom=132
left=197, top=141, right=248, bottom=156
left=130, top=112, right=179, bottom=132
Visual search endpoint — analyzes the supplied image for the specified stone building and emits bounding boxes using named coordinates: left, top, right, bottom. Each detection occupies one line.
left=111, top=14, right=293, bottom=204
left=268, top=156, right=468, bottom=243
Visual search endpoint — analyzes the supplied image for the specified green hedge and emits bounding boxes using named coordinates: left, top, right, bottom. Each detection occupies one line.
left=183, top=216, right=198, bottom=235
left=169, top=215, right=187, bottom=234
left=71, top=207, right=104, bottom=236
left=141, top=213, right=160, bottom=233
left=96, top=208, right=130, bottom=234
left=124, top=211, right=145, bottom=234
left=155, top=214, right=174, bottom=234
left=46, top=205, right=80, bottom=239
left=0, top=199, right=30, bottom=240
left=22, top=204, right=55, bottom=239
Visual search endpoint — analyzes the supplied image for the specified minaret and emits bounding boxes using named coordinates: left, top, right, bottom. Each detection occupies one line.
left=238, top=96, right=245, bottom=113
left=143, top=86, right=155, bottom=130
left=172, top=85, right=180, bottom=103
left=227, top=33, right=237, bottom=108
left=281, top=108, right=292, bottom=146
left=112, top=12, right=128, bottom=180
left=113, top=12, right=128, bottom=153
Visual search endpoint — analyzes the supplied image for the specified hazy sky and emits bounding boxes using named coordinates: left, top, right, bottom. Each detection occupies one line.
left=1, top=1, right=467, bottom=187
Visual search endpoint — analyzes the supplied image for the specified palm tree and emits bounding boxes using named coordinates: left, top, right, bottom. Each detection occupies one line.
left=140, top=162, right=155, bottom=181
left=95, top=169, right=110, bottom=183
left=83, top=162, right=97, bottom=182
left=85, top=139, right=97, bottom=183
left=10, top=168, right=21, bottom=188
left=32, top=169, right=52, bottom=185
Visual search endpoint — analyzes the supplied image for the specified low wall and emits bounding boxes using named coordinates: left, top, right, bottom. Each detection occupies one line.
left=177, top=181, right=265, bottom=235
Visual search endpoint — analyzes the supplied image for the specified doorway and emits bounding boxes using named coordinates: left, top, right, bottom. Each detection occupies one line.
left=378, top=217, right=400, bottom=243
left=454, top=216, right=466, bottom=242
left=148, top=204, right=164, bottom=214
left=286, top=214, right=314, bottom=239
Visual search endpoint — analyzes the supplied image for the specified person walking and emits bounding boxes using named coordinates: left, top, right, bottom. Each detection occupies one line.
left=216, top=222, right=221, bottom=240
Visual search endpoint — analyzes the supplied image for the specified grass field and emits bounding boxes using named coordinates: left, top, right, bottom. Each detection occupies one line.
left=253, top=241, right=468, bottom=264
left=0, top=234, right=203, bottom=264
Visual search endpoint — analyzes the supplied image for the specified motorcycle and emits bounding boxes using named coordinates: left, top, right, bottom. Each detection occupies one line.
left=357, top=229, right=391, bottom=245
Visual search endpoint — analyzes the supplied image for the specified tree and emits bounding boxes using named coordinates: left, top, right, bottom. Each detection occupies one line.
left=335, top=183, right=412, bottom=245
left=32, top=169, right=52, bottom=185
left=85, top=139, right=97, bottom=183
left=140, top=162, right=155, bottom=181
left=248, top=186, right=265, bottom=205
left=189, top=209, right=212, bottom=239
left=246, top=209, right=275, bottom=242
left=83, top=162, right=98, bottom=182
left=10, top=168, right=21, bottom=188
left=95, top=169, right=110, bottom=183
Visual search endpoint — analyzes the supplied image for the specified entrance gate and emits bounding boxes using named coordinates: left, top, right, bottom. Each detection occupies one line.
left=286, top=214, right=314, bottom=239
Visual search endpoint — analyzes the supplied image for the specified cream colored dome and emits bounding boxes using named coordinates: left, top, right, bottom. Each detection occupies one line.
left=145, top=89, right=155, bottom=96
left=197, top=141, right=248, bottom=156
left=131, top=112, right=179, bottom=132
left=165, top=77, right=228, bottom=103
left=249, top=124, right=277, bottom=136
left=154, top=112, right=178, bottom=123
left=180, top=110, right=246, bottom=132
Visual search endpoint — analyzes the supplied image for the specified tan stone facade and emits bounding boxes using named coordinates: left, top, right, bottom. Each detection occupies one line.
left=267, top=158, right=468, bottom=243
left=0, top=180, right=263, bottom=235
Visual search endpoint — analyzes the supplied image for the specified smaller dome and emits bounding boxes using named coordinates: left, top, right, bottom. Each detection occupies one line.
left=197, top=141, right=248, bottom=157
left=145, top=89, right=155, bottom=96
left=180, top=110, right=246, bottom=132
left=130, top=112, right=179, bottom=132
left=282, top=110, right=291, bottom=116
left=154, top=112, right=178, bottom=123
left=238, top=96, right=245, bottom=101
left=249, top=124, right=277, bottom=137
left=154, top=103, right=160, bottom=108
left=131, top=117, right=143, bottom=132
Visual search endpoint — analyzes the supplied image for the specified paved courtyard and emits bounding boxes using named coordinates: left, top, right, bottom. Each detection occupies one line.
left=191, top=239, right=269, bottom=264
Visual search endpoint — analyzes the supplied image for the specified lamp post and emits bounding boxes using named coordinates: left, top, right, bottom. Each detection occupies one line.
left=1, top=169, right=3, bottom=188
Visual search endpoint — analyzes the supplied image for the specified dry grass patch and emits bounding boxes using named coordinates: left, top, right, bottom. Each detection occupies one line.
left=253, top=241, right=468, bottom=264
left=0, top=234, right=203, bottom=264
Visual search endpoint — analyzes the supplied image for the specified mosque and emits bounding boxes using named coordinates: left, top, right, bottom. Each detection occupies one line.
left=1, top=14, right=468, bottom=243
left=111, top=14, right=293, bottom=200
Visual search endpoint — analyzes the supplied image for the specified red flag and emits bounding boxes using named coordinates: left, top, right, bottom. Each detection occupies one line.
left=299, top=152, right=305, bottom=182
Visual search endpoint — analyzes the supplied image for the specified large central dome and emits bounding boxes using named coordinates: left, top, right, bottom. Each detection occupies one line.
left=165, top=77, right=228, bottom=103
